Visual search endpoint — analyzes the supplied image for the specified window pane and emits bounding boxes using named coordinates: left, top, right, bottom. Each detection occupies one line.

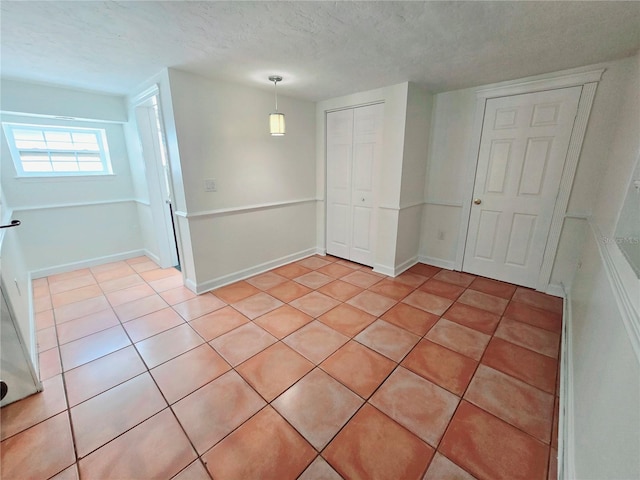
left=13, top=130, right=44, bottom=141
left=52, top=162, right=79, bottom=172
left=44, top=131, right=72, bottom=143
left=47, top=141, right=76, bottom=150
left=79, top=162, right=103, bottom=172
left=72, top=132, right=97, bottom=143
left=22, top=161, right=53, bottom=172
left=3, top=123, right=112, bottom=176
left=50, top=153, right=77, bottom=162
left=20, top=152, right=50, bottom=162
left=77, top=153, right=101, bottom=162
left=15, top=140, right=47, bottom=149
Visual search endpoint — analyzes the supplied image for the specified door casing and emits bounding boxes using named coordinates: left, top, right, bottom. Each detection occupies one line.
left=455, top=69, right=603, bottom=292
left=131, top=85, right=180, bottom=269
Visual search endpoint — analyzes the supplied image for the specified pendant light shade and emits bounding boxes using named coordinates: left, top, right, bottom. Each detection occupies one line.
left=268, top=75, right=285, bottom=136
left=269, top=112, right=285, bottom=136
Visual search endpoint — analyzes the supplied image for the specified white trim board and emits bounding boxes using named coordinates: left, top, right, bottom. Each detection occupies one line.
left=11, top=198, right=143, bottom=212
left=418, top=255, right=457, bottom=271
left=558, top=282, right=575, bottom=480
left=189, top=248, right=318, bottom=294
left=379, top=201, right=425, bottom=211
left=590, top=220, right=640, bottom=363
left=475, top=69, right=604, bottom=97
left=29, top=249, right=153, bottom=279
left=175, top=197, right=317, bottom=219
left=536, top=82, right=599, bottom=291
left=455, top=70, right=601, bottom=293
left=424, top=199, right=464, bottom=208
left=374, top=256, right=419, bottom=277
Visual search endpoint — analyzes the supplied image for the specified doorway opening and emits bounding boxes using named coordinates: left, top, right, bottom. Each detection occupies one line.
left=133, top=88, right=180, bottom=270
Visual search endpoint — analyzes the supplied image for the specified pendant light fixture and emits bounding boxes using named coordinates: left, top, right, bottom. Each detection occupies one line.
left=268, top=75, right=285, bottom=136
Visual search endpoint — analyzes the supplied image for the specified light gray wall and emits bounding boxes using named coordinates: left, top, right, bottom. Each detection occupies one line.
left=569, top=50, right=640, bottom=480
left=164, top=69, right=317, bottom=292
left=396, top=83, right=432, bottom=270
left=0, top=80, right=143, bottom=275
left=0, top=79, right=140, bottom=371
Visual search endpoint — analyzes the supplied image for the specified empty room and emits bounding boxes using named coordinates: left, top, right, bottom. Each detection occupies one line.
left=0, top=2, right=638, bottom=479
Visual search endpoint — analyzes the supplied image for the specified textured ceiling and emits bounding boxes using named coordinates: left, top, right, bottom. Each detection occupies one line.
left=1, top=1, right=639, bottom=101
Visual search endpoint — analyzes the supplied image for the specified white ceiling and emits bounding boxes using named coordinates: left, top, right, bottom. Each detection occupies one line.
left=1, top=1, right=639, bottom=101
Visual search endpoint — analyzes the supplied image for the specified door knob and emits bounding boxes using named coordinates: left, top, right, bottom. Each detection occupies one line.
left=473, top=198, right=482, bottom=205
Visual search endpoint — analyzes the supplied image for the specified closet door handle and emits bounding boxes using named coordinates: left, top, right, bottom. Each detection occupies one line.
left=0, top=220, right=21, bottom=229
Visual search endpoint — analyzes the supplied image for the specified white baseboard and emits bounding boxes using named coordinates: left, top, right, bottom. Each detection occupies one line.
left=373, top=264, right=395, bottom=277
left=373, top=257, right=420, bottom=277
left=30, top=249, right=149, bottom=279
left=545, top=283, right=565, bottom=298
left=559, top=283, right=575, bottom=480
left=315, top=247, right=327, bottom=256
left=191, top=248, right=318, bottom=294
left=418, top=255, right=456, bottom=270
left=143, top=249, right=161, bottom=266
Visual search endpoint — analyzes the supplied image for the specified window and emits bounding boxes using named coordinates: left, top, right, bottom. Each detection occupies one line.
left=2, top=123, right=113, bottom=177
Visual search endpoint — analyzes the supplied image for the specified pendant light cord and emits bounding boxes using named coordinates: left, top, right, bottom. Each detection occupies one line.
left=269, top=75, right=282, bottom=113
left=273, top=79, right=278, bottom=112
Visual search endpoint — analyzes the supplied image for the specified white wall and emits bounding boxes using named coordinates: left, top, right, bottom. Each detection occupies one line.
left=420, top=87, right=476, bottom=268
left=0, top=80, right=143, bottom=276
left=0, top=79, right=126, bottom=123
left=162, top=69, right=317, bottom=292
left=420, top=56, right=638, bottom=290
left=567, top=50, right=640, bottom=480
left=0, top=79, right=155, bottom=380
left=396, top=83, right=432, bottom=270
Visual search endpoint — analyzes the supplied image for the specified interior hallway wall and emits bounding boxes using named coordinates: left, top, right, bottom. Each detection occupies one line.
left=163, top=69, right=317, bottom=292
left=568, top=50, right=639, bottom=480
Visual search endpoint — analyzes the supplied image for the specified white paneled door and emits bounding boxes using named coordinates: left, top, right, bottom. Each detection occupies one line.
left=463, top=87, right=582, bottom=287
left=326, top=103, right=384, bottom=267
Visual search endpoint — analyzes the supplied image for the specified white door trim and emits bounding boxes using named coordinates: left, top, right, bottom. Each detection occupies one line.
left=455, top=69, right=603, bottom=291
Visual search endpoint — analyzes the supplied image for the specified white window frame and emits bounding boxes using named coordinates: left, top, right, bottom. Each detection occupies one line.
left=2, top=122, right=113, bottom=177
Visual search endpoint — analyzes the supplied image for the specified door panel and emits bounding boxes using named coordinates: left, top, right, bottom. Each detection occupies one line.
left=474, top=210, right=501, bottom=260
left=486, top=140, right=513, bottom=193
left=326, top=109, right=354, bottom=260
left=351, top=206, right=372, bottom=260
left=505, top=213, right=537, bottom=266
left=519, top=137, right=553, bottom=195
left=463, top=86, right=581, bottom=287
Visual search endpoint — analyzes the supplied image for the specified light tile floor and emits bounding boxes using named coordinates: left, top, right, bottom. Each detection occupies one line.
left=0, top=255, right=562, bottom=479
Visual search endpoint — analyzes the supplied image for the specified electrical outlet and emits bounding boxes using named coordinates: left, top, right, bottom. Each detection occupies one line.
left=204, top=179, right=217, bottom=192
left=437, top=230, right=445, bottom=240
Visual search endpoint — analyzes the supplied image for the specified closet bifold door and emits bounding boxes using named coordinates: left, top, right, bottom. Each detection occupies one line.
left=326, top=103, right=383, bottom=267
